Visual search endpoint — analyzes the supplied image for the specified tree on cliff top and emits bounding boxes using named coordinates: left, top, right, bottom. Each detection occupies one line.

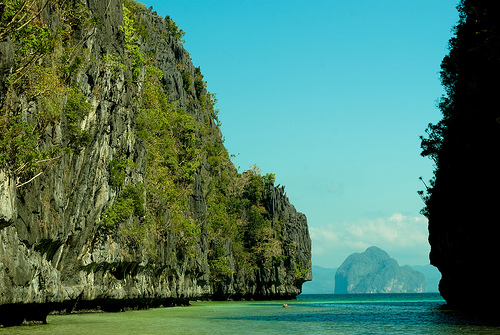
left=420, top=0, right=500, bottom=216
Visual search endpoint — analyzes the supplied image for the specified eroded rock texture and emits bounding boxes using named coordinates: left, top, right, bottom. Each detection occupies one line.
left=0, top=1, right=311, bottom=326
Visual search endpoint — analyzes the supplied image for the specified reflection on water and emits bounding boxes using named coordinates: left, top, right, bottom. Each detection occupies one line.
left=2, top=293, right=500, bottom=334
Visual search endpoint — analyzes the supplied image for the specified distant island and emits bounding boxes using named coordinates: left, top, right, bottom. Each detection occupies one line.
left=301, top=263, right=439, bottom=294
left=334, top=246, right=426, bottom=294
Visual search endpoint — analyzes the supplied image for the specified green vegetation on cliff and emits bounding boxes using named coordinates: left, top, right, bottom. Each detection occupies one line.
left=0, top=1, right=311, bottom=319
left=107, top=1, right=295, bottom=279
left=0, top=0, right=95, bottom=185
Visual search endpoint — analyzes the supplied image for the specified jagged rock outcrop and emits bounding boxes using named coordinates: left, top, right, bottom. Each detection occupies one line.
left=0, top=0, right=311, bottom=326
left=334, top=246, right=426, bottom=294
left=210, top=184, right=312, bottom=300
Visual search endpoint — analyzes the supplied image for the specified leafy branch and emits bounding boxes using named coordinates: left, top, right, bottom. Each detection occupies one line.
left=0, top=0, right=51, bottom=41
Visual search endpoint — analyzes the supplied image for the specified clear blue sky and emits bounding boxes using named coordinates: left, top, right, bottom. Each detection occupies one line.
left=141, top=0, right=459, bottom=268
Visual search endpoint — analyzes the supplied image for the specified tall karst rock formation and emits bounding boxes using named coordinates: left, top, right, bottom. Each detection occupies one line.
left=0, top=0, right=311, bottom=326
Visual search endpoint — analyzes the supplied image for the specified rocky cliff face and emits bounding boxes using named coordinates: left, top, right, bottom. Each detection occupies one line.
left=334, top=246, right=426, bottom=294
left=0, top=0, right=311, bottom=326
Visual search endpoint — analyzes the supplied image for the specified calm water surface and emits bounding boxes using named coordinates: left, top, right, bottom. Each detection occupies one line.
left=2, top=293, right=499, bottom=334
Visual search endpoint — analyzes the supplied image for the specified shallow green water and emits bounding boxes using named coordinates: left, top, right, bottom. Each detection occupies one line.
left=2, top=294, right=499, bottom=334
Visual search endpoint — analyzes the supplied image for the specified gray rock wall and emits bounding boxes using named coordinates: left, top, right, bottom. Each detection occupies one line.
left=0, top=0, right=311, bottom=326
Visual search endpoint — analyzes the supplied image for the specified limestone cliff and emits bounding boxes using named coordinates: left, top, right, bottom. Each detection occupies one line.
left=419, top=1, right=500, bottom=314
left=334, top=246, right=426, bottom=294
left=0, top=0, right=311, bottom=326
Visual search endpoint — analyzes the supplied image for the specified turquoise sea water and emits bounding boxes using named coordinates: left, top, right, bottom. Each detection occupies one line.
left=2, top=293, right=499, bottom=334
